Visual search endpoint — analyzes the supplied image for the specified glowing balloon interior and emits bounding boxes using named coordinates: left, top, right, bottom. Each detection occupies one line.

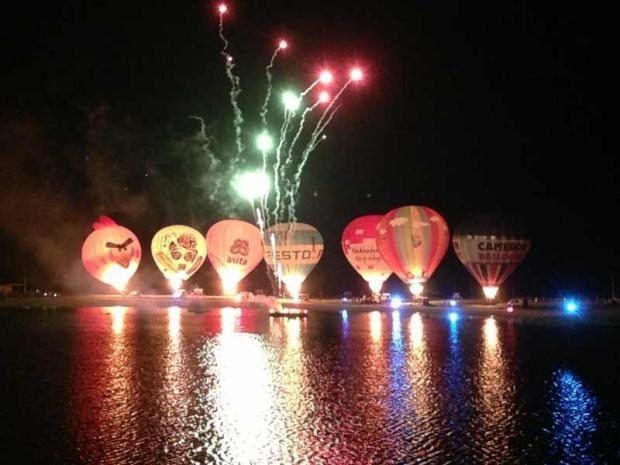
left=341, top=215, right=392, bottom=295
left=452, top=215, right=530, bottom=299
left=376, top=206, right=450, bottom=296
left=81, top=216, right=141, bottom=292
left=151, top=225, right=206, bottom=291
left=265, top=223, right=323, bottom=299
left=206, top=220, right=264, bottom=295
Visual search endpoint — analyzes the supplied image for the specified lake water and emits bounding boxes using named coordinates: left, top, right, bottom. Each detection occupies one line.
left=0, top=306, right=618, bottom=464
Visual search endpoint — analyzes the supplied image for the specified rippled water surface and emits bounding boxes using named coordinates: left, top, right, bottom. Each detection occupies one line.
left=0, top=306, right=618, bottom=464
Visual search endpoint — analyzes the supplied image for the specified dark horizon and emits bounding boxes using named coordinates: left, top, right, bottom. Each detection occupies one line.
left=1, top=1, right=614, bottom=298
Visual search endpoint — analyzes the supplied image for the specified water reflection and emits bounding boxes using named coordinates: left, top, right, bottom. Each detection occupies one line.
left=407, top=312, right=431, bottom=395
left=168, top=306, right=181, bottom=338
left=476, top=316, right=517, bottom=461
left=271, top=316, right=308, bottom=461
left=55, top=307, right=618, bottom=464
left=111, top=305, right=126, bottom=335
left=340, top=310, right=350, bottom=337
left=391, top=310, right=402, bottom=345
left=405, top=312, right=445, bottom=459
left=72, top=306, right=138, bottom=464
left=220, top=306, right=241, bottom=334
left=102, top=306, right=137, bottom=462
left=370, top=310, right=382, bottom=343
left=444, top=313, right=468, bottom=439
left=212, top=309, right=275, bottom=464
left=409, top=311, right=424, bottom=349
left=386, top=308, right=409, bottom=448
left=159, top=306, right=189, bottom=460
left=549, top=369, right=598, bottom=464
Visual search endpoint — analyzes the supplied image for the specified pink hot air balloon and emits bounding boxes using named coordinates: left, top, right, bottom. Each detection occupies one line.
left=376, top=206, right=450, bottom=297
left=81, top=216, right=141, bottom=292
left=206, top=219, right=264, bottom=295
left=341, top=215, right=392, bottom=295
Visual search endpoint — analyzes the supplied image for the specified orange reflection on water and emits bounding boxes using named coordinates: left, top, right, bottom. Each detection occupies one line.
left=213, top=311, right=276, bottom=463
left=271, top=315, right=308, bottom=460
left=110, top=305, right=126, bottom=335
left=72, top=306, right=137, bottom=463
left=409, top=312, right=424, bottom=349
left=477, top=316, right=515, bottom=458
left=406, top=312, right=434, bottom=423
left=220, top=307, right=241, bottom=335
left=159, top=306, right=189, bottom=459
left=168, top=306, right=181, bottom=339
left=370, top=311, right=382, bottom=343
left=285, top=317, right=302, bottom=350
left=483, top=316, right=498, bottom=348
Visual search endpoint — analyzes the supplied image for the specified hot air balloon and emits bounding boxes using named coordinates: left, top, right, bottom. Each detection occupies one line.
left=341, top=215, right=392, bottom=296
left=151, top=225, right=207, bottom=292
left=206, top=219, right=264, bottom=295
left=452, top=215, right=530, bottom=300
left=376, top=206, right=450, bottom=298
left=265, top=223, right=323, bottom=300
left=81, top=216, right=141, bottom=292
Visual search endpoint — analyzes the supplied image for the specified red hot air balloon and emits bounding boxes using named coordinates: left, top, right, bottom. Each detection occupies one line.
left=376, top=206, right=450, bottom=297
left=341, top=215, right=392, bottom=295
left=81, top=216, right=141, bottom=292
left=452, top=215, right=530, bottom=300
left=206, top=219, right=264, bottom=295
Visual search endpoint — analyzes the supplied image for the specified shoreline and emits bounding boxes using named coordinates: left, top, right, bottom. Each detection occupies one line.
left=1, top=294, right=619, bottom=325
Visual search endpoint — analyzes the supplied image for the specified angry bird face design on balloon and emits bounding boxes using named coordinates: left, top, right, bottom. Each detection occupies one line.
left=105, top=237, right=135, bottom=268
left=81, top=216, right=142, bottom=291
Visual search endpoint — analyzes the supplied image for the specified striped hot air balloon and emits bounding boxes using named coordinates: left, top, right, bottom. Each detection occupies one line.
left=452, top=215, right=530, bottom=300
left=265, top=223, right=323, bottom=300
left=341, top=215, right=392, bottom=295
left=376, top=206, right=450, bottom=297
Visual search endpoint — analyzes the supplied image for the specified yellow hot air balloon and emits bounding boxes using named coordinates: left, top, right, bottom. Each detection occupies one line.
left=151, top=225, right=207, bottom=292
left=206, top=219, right=264, bottom=295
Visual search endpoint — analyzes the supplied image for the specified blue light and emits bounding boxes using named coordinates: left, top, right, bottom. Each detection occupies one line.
left=390, top=296, right=403, bottom=309
left=340, top=309, right=348, bottom=320
left=549, top=369, right=598, bottom=462
left=392, top=310, right=402, bottom=342
left=449, top=299, right=457, bottom=307
left=564, top=299, right=580, bottom=314
left=448, top=311, right=459, bottom=323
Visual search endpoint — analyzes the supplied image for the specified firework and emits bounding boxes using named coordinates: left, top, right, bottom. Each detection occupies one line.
left=212, top=4, right=365, bottom=289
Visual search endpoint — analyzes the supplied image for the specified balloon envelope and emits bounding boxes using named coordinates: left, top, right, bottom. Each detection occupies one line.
left=376, top=206, right=450, bottom=291
left=265, top=223, right=323, bottom=297
left=151, top=225, right=206, bottom=286
left=206, top=219, right=264, bottom=294
left=341, top=215, right=392, bottom=292
left=452, top=215, right=530, bottom=293
left=81, top=216, right=141, bottom=291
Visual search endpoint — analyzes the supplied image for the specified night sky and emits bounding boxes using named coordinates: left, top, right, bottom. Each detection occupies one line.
left=1, top=1, right=614, bottom=298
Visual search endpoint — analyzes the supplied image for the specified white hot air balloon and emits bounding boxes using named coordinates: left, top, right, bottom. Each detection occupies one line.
left=264, top=222, right=323, bottom=300
left=206, top=220, right=264, bottom=295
